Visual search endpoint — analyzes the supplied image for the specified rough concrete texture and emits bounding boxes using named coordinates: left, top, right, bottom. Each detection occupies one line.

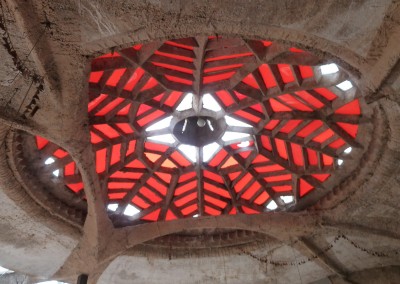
left=0, top=0, right=399, bottom=283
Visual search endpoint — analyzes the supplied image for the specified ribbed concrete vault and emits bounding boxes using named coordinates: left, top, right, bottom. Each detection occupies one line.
left=0, top=1, right=399, bottom=284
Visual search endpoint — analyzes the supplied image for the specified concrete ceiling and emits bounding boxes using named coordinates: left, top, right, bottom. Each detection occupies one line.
left=0, top=0, right=399, bottom=283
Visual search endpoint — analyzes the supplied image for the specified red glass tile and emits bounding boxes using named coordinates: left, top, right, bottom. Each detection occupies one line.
left=215, top=90, right=235, bottom=107
left=165, top=74, right=192, bottom=85
left=254, top=191, right=269, bottom=205
left=152, top=61, right=193, bottom=74
left=204, top=206, right=221, bottom=215
left=234, top=173, right=252, bottom=193
left=166, top=210, right=177, bottom=220
left=269, top=98, right=292, bottom=112
left=139, top=187, right=162, bottom=203
left=124, top=68, right=145, bottom=91
left=335, top=99, right=361, bottom=115
left=209, top=149, right=228, bottom=167
left=64, top=162, right=75, bottom=176
left=147, top=177, right=167, bottom=195
left=314, top=88, right=337, bottom=101
left=181, top=204, right=197, bottom=216
left=275, top=138, right=288, bottom=160
left=89, top=71, right=103, bottom=83
left=93, top=124, right=120, bottom=139
left=295, top=91, right=324, bottom=108
left=175, top=192, right=197, bottom=207
left=204, top=182, right=230, bottom=199
left=264, top=174, right=291, bottom=183
left=272, top=185, right=292, bottom=192
left=137, top=110, right=165, bottom=127
left=108, top=192, right=127, bottom=200
left=278, top=64, right=295, bottom=83
left=203, top=171, right=224, bottom=183
left=95, top=98, right=124, bottom=116
left=312, top=174, right=330, bottom=182
left=204, top=195, right=226, bottom=208
left=299, top=179, right=313, bottom=197
left=132, top=195, right=150, bottom=209
left=306, top=149, right=318, bottom=166
left=336, top=122, right=358, bottom=138
left=142, top=208, right=161, bottom=221
left=67, top=183, right=83, bottom=193
left=175, top=180, right=197, bottom=196
left=299, top=66, right=313, bottom=78
left=171, top=151, right=191, bottom=167
left=278, top=94, right=313, bottom=112
left=242, top=73, right=259, bottom=89
left=141, top=77, right=158, bottom=91
left=297, top=121, right=324, bottom=138
left=164, top=91, right=183, bottom=107
left=291, top=143, right=304, bottom=166
left=96, top=149, right=107, bottom=173
left=241, top=182, right=261, bottom=200
left=241, top=206, right=259, bottom=214
left=53, top=149, right=68, bottom=159
left=110, top=144, right=121, bottom=165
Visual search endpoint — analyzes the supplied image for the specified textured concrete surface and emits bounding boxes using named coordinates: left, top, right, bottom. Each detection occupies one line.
left=0, top=0, right=399, bottom=283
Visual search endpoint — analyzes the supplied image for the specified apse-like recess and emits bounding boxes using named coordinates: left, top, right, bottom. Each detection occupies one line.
left=32, top=36, right=367, bottom=225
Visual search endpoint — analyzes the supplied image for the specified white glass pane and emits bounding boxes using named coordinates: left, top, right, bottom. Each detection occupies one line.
left=281, top=196, right=294, bottom=204
left=202, top=142, right=220, bottom=162
left=44, top=157, right=55, bottom=165
left=344, top=147, right=352, bottom=154
left=52, top=170, right=60, bottom=177
left=266, top=200, right=278, bottom=210
left=145, top=116, right=173, bottom=131
left=148, top=134, right=175, bottom=144
left=225, top=116, right=252, bottom=128
left=336, top=80, right=353, bottom=91
left=202, top=93, right=221, bottom=111
left=178, top=144, right=197, bottom=163
left=176, top=93, right=193, bottom=111
left=237, top=141, right=250, bottom=148
left=124, top=204, right=140, bottom=216
left=320, top=63, right=339, bottom=75
left=222, top=131, right=250, bottom=142
left=107, top=204, right=118, bottom=211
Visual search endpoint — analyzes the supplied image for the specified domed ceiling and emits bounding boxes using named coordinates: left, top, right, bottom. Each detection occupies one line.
left=12, top=36, right=370, bottom=227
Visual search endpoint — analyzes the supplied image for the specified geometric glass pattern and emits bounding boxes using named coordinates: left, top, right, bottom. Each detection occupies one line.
left=34, top=36, right=367, bottom=225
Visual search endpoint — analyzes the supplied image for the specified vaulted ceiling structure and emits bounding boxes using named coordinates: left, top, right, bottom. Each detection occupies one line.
left=0, top=1, right=399, bottom=284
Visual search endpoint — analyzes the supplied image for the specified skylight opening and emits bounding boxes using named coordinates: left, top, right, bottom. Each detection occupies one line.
left=107, top=203, right=118, bottom=211
left=124, top=204, right=140, bottom=216
left=266, top=200, right=278, bottom=210
left=225, top=116, right=252, bottom=128
left=207, top=119, right=214, bottom=131
left=320, top=63, right=339, bottom=75
left=202, top=93, right=222, bottom=111
left=148, top=134, right=176, bottom=144
left=202, top=142, right=220, bottom=162
left=336, top=80, right=353, bottom=91
left=281, top=196, right=294, bottom=204
left=145, top=116, right=173, bottom=132
left=344, top=147, right=352, bottom=154
left=176, top=93, right=193, bottom=111
left=338, top=159, right=344, bottom=166
left=36, top=281, right=69, bottom=284
left=0, top=265, right=13, bottom=275
left=237, top=141, right=250, bottom=148
left=178, top=144, right=197, bottom=163
left=52, top=169, right=60, bottom=177
left=44, top=157, right=55, bottom=165
left=222, top=131, right=250, bottom=142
